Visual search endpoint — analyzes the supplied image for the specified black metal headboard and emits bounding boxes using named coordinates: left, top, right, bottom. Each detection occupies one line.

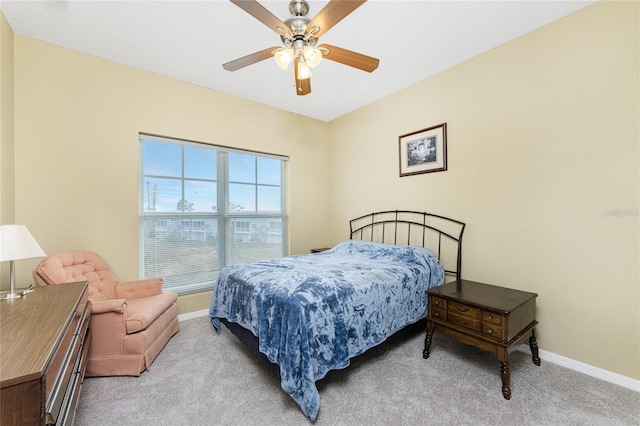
left=349, top=210, right=466, bottom=280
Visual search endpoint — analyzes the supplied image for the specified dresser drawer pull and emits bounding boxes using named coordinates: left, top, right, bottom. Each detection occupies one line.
left=433, top=300, right=440, bottom=306
left=434, top=312, right=440, bottom=318
left=455, top=318, right=468, bottom=325
left=455, top=304, right=469, bottom=313
left=487, top=328, right=494, bottom=334
left=487, top=314, right=493, bottom=321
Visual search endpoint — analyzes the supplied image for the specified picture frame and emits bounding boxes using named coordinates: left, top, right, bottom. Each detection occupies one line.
left=399, top=123, right=447, bottom=177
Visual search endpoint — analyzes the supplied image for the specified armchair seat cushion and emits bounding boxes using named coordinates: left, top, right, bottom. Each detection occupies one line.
left=125, top=292, right=178, bottom=333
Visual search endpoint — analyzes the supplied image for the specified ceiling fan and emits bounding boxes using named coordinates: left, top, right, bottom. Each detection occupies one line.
left=223, top=0, right=380, bottom=96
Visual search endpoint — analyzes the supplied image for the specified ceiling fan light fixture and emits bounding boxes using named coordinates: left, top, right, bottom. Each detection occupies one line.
left=297, top=59, right=312, bottom=79
left=274, top=48, right=294, bottom=70
left=303, top=46, right=322, bottom=68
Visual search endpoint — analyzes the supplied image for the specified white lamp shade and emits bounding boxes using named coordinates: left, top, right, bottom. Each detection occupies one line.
left=274, top=48, right=293, bottom=70
left=0, top=225, right=47, bottom=262
left=297, top=61, right=313, bottom=79
left=303, top=47, right=322, bottom=68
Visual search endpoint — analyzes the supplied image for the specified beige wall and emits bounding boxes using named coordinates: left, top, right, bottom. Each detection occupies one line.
left=11, top=36, right=331, bottom=312
left=0, top=12, right=16, bottom=287
left=329, top=1, right=639, bottom=380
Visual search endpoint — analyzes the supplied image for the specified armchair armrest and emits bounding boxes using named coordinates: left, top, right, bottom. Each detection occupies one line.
left=115, top=278, right=164, bottom=300
left=87, top=299, right=130, bottom=357
left=90, top=298, right=128, bottom=314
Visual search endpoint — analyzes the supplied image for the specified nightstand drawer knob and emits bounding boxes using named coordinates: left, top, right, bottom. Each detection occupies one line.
left=433, top=300, right=439, bottom=305
left=434, top=312, right=440, bottom=317
left=487, top=314, right=493, bottom=320
left=487, top=328, right=493, bottom=334
left=455, top=304, right=469, bottom=313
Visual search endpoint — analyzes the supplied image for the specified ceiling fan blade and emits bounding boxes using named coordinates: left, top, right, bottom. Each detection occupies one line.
left=230, top=0, right=292, bottom=36
left=296, top=78, right=311, bottom=96
left=307, top=0, right=367, bottom=38
left=318, top=44, right=379, bottom=73
left=294, top=59, right=311, bottom=96
left=223, top=46, right=279, bottom=71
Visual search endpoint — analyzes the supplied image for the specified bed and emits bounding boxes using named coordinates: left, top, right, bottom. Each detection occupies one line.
left=209, top=210, right=465, bottom=421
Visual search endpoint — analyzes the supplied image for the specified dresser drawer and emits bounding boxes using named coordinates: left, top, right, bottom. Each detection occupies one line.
left=77, top=302, right=91, bottom=344
left=46, top=292, right=92, bottom=425
left=46, top=316, right=79, bottom=424
left=63, top=329, right=91, bottom=426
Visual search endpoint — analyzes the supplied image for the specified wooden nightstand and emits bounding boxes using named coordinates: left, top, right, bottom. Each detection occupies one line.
left=310, top=247, right=330, bottom=253
left=423, top=279, right=540, bottom=400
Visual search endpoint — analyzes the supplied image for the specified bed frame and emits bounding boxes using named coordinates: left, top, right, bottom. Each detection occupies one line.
left=221, top=210, right=466, bottom=378
left=350, top=210, right=466, bottom=280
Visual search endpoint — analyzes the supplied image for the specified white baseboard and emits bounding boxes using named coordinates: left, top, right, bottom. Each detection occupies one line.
left=176, top=310, right=639, bottom=393
left=177, top=308, right=209, bottom=322
left=516, top=344, right=640, bottom=393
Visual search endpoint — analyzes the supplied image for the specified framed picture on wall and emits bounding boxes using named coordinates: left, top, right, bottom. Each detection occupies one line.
left=398, top=123, right=447, bottom=177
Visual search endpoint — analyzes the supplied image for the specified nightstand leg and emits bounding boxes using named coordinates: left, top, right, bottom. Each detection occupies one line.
left=423, top=320, right=435, bottom=359
left=500, top=361, right=511, bottom=400
left=529, top=328, right=541, bottom=366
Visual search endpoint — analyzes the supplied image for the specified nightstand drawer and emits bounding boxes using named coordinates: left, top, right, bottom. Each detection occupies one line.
left=448, top=312, right=479, bottom=331
left=448, top=302, right=479, bottom=319
left=430, top=296, right=446, bottom=309
left=481, top=322, right=503, bottom=340
left=430, top=306, right=446, bottom=320
left=482, top=311, right=502, bottom=325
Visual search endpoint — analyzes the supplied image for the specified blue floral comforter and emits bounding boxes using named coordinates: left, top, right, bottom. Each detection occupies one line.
left=209, top=240, right=444, bottom=421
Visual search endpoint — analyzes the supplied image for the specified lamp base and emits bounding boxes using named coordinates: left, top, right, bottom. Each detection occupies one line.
left=0, top=287, right=34, bottom=300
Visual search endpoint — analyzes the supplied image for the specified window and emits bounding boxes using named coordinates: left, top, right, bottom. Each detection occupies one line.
left=139, top=134, right=287, bottom=294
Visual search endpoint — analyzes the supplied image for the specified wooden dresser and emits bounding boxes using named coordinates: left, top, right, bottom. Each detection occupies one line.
left=423, top=279, right=540, bottom=399
left=1, top=281, right=91, bottom=425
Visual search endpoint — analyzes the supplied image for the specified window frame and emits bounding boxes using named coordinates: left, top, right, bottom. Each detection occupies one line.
left=139, top=133, right=288, bottom=295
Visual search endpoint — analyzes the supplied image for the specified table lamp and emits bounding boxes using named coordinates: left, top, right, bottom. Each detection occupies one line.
left=0, top=224, right=47, bottom=299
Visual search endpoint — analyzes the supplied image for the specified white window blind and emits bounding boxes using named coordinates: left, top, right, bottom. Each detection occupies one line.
left=139, top=134, right=287, bottom=294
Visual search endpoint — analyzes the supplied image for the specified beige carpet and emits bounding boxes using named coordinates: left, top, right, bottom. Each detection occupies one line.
left=75, top=316, right=639, bottom=425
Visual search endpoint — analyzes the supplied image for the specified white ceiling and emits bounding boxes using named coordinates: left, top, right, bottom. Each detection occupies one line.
left=1, top=0, right=595, bottom=122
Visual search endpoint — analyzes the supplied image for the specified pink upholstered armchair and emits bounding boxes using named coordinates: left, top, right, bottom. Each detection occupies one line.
left=33, top=251, right=179, bottom=377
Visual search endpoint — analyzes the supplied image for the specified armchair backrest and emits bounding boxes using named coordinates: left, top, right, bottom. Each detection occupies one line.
left=33, top=251, right=119, bottom=301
